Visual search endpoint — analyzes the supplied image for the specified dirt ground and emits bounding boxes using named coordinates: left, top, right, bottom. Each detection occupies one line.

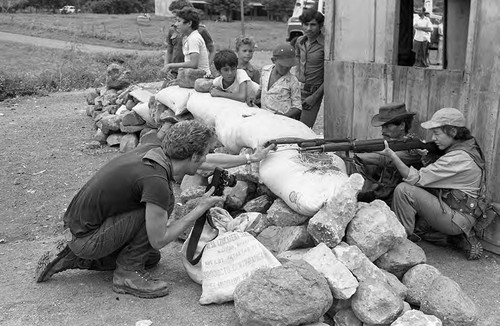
left=0, top=32, right=499, bottom=325
left=0, top=89, right=499, bottom=326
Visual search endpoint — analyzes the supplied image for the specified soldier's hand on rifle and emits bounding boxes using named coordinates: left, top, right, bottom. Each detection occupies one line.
left=381, top=140, right=396, bottom=158
left=197, top=186, right=225, bottom=211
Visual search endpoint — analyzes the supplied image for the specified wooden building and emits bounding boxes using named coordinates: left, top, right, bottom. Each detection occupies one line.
left=323, top=0, right=500, bottom=253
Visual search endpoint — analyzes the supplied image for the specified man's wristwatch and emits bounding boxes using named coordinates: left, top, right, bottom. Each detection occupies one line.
left=245, top=153, right=252, bottom=164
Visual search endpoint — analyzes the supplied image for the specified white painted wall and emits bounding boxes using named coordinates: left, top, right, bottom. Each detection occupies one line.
left=155, top=0, right=174, bottom=17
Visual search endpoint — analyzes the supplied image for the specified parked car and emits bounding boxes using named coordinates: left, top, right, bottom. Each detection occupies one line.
left=286, top=0, right=325, bottom=45
left=59, top=6, right=76, bottom=14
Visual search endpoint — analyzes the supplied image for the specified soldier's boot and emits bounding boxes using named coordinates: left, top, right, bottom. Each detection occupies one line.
left=449, top=232, right=483, bottom=260
left=35, top=239, right=79, bottom=283
left=112, top=265, right=170, bottom=299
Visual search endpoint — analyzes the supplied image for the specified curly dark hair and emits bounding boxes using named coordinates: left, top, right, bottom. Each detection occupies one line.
left=299, top=9, right=325, bottom=27
left=442, top=125, right=473, bottom=140
left=176, top=7, right=201, bottom=30
left=161, top=120, right=215, bottom=160
left=213, top=49, right=238, bottom=71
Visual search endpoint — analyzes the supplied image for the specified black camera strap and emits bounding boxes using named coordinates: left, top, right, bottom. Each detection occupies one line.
left=185, top=211, right=218, bottom=265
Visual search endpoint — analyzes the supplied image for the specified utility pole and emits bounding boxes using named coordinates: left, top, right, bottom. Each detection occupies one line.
left=240, top=0, right=245, bottom=36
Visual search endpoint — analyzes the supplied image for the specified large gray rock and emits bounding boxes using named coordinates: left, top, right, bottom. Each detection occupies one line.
left=119, top=133, right=138, bottom=153
left=97, top=114, right=122, bottom=134
left=121, top=110, right=145, bottom=126
left=391, top=310, right=442, bottom=326
left=346, top=200, right=407, bottom=261
left=375, top=238, right=427, bottom=279
left=243, top=194, right=273, bottom=213
left=381, top=269, right=408, bottom=300
left=332, top=242, right=388, bottom=283
left=106, top=133, right=125, bottom=146
left=307, top=174, right=363, bottom=248
left=421, top=276, right=478, bottom=326
left=402, top=263, right=441, bottom=306
left=224, top=180, right=250, bottom=211
left=267, top=198, right=309, bottom=227
left=277, top=248, right=311, bottom=262
left=120, top=123, right=146, bottom=134
left=257, top=225, right=314, bottom=255
left=351, top=280, right=404, bottom=325
left=234, top=260, right=333, bottom=326
left=334, top=308, right=362, bottom=326
left=302, top=243, right=358, bottom=299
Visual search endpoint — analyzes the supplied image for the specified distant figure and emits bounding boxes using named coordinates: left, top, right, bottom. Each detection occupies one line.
left=437, top=21, right=444, bottom=65
left=163, top=0, right=215, bottom=77
left=294, top=9, right=324, bottom=128
left=235, top=36, right=260, bottom=85
left=162, top=6, right=211, bottom=76
left=413, top=8, right=433, bottom=68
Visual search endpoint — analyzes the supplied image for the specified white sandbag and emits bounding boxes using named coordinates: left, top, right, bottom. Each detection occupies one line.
left=129, top=88, right=154, bottom=103
left=200, top=231, right=281, bottom=305
left=187, top=92, right=269, bottom=128
left=259, top=147, right=353, bottom=216
left=216, top=113, right=317, bottom=152
left=131, top=102, right=156, bottom=128
left=155, top=86, right=194, bottom=116
left=181, top=221, right=218, bottom=285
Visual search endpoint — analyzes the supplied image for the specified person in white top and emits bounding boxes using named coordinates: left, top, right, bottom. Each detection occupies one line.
left=413, top=9, right=433, bottom=68
left=162, top=7, right=211, bottom=76
left=210, top=49, right=258, bottom=104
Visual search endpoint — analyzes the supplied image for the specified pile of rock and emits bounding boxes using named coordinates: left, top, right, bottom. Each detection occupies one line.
left=84, top=64, right=190, bottom=152
left=180, top=169, right=479, bottom=326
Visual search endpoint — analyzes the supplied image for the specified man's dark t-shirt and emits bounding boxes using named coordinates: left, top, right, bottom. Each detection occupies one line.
left=64, top=148, right=174, bottom=237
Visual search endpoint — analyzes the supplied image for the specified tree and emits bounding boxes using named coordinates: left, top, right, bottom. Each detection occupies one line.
left=261, top=0, right=294, bottom=22
left=0, top=0, right=28, bottom=12
left=208, top=0, right=250, bottom=22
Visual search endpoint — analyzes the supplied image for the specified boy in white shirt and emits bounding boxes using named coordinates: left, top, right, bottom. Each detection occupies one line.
left=211, top=49, right=258, bottom=104
left=162, top=7, right=210, bottom=75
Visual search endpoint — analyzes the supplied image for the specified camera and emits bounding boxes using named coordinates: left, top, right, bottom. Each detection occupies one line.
left=206, top=167, right=237, bottom=196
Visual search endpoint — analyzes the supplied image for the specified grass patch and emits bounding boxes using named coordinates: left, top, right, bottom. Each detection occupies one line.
left=0, top=13, right=287, bottom=51
left=0, top=41, right=163, bottom=101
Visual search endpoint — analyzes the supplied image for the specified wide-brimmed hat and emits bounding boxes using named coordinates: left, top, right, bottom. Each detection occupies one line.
left=272, top=43, right=298, bottom=67
left=421, top=108, right=466, bottom=129
left=371, top=103, right=416, bottom=127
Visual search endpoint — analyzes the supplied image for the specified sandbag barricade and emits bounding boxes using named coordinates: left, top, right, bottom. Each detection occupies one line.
left=155, top=86, right=194, bottom=116
left=185, top=91, right=362, bottom=216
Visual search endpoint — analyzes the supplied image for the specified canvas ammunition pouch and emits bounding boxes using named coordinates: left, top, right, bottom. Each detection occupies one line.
left=440, top=189, right=500, bottom=233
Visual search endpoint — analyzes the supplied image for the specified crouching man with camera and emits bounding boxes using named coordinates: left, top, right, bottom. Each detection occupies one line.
left=35, top=121, right=230, bottom=298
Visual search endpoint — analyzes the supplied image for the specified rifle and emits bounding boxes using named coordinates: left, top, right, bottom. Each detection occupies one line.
left=265, top=137, right=441, bottom=154
left=264, top=137, right=352, bottom=148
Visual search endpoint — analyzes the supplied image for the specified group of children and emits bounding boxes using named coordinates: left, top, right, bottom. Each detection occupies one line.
left=210, top=37, right=302, bottom=120
left=162, top=1, right=308, bottom=124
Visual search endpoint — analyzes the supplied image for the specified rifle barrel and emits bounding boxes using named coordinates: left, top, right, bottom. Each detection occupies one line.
left=301, top=139, right=439, bottom=153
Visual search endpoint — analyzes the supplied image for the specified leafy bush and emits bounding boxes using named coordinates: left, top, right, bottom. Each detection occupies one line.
left=0, top=49, right=163, bottom=101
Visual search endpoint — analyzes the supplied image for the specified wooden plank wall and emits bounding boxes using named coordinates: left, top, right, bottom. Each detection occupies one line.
left=324, top=63, right=464, bottom=142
